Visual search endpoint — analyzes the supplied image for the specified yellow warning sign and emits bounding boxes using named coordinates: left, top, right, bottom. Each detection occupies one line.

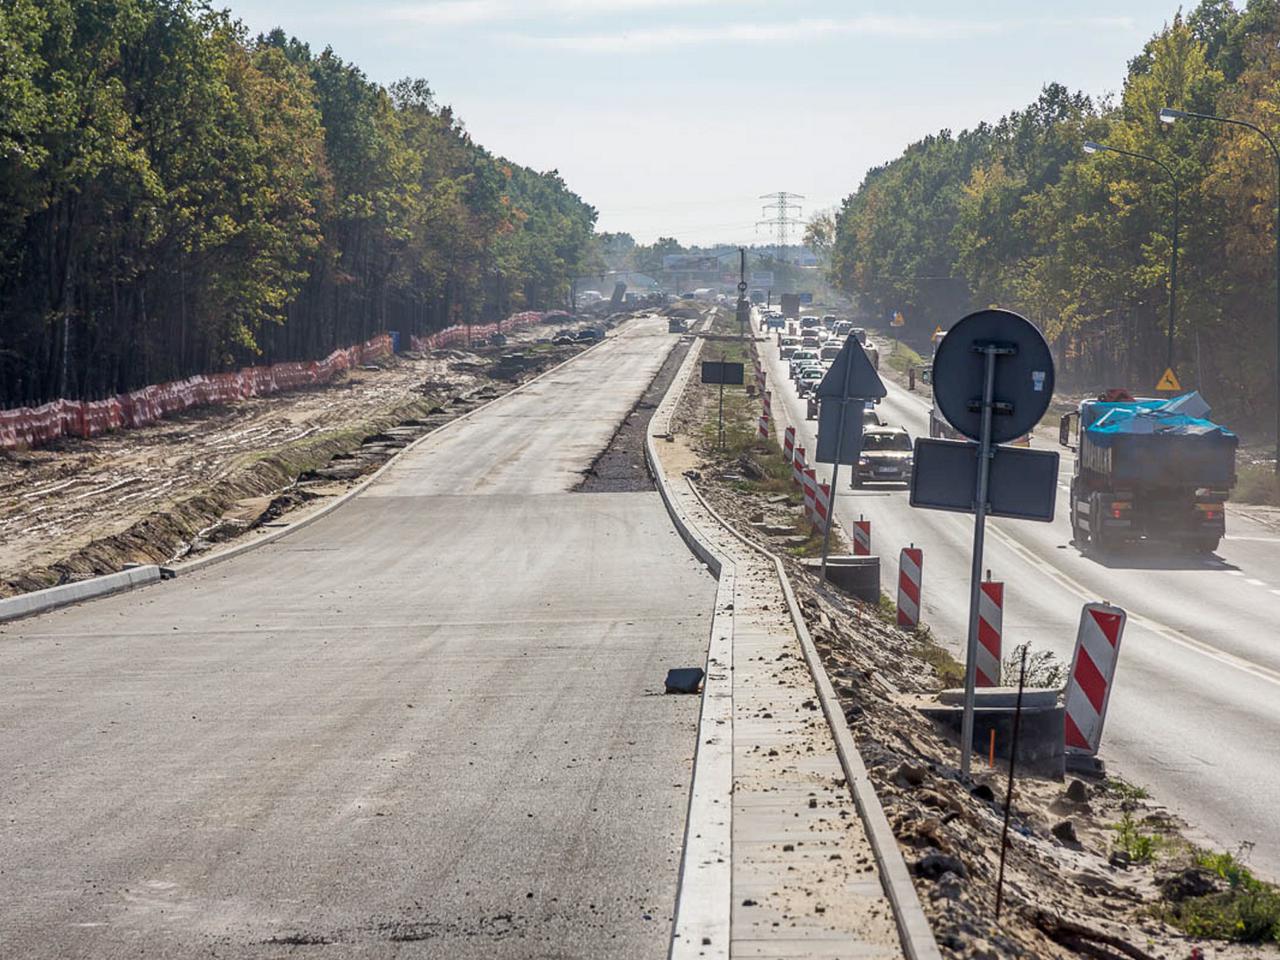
left=1155, top=367, right=1182, bottom=392
left=891, top=311, right=905, bottom=328
left=933, top=325, right=944, bottom=336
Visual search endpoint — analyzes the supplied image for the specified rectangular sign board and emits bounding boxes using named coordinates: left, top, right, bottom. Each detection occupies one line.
left=798, top=292, right=814, bottom=304
left=750, top=271, right=774, bottom=286
left=909, top=438, right=1059, bottom=522
left=780, top=294, right=801, bottom=319
left=700, top=361, right=745, bottom=385
left=815, top=400, right=864, bottom=465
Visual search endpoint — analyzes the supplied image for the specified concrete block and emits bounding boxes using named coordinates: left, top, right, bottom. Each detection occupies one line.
left=0, top=565, right=162, bottom=623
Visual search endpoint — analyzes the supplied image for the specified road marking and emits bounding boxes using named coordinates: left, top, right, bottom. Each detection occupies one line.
left=1270, top=589, right=1280, bottom=597
left=1226, top=570, right=1245, bottom=576
left=982, top=522, right=1280, bottom=690
left=1246, top=578, right=1267, bottom=586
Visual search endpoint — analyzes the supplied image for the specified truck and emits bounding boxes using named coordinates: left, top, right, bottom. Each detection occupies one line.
left=1058, top=389, right=1237, bottom=554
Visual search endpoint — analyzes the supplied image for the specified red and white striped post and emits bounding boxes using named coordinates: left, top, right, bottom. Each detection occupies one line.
left=757, top=414, right=769, bottom=440
left=762, top=389, right=773, bottom=423
left=783, top=426, right=796, bottom=462
left=897, top=546, right=923, bottom=629
left=1064, top=603, right=1127, bottom=757
left=812, top=477, right=832, bottom=532
left=852, top=517, right=871, bottom=556
left=802, top=468, right=818, bottom=523
left=976, top=577, right=1003, bottom=687
left=792, top=445, right=806, bottom=487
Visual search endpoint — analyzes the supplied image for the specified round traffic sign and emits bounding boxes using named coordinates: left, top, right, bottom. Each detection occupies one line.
left=737, top=281, right=748, bottom=293
left=931, top=309, right=1054, bottom=444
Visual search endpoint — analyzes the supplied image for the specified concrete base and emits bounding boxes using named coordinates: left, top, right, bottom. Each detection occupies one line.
left=1065, top=753, right=1107, bottom=777
left=800, top=555, right=880, bottom=603
left=918, top=702, right=1066, bottom=779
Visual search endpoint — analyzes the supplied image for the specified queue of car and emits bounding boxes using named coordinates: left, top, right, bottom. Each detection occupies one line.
left=771, top=309, right=913, bottom=489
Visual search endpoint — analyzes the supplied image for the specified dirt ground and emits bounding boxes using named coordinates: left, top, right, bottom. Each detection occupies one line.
left=0, top=318, right=598, bottom=598
left=670, top=330, right=1280, bottom=960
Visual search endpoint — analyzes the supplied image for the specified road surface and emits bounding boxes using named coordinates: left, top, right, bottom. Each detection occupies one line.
left=0, top=316, right=717, bottom=958
left=762, top=326, right=1280, bottom=878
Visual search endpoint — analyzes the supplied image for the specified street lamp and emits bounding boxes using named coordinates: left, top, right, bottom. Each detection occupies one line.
left=1161, top=106, right=1280, bottom=472
left=1081, top=140, right=1180, bottom=376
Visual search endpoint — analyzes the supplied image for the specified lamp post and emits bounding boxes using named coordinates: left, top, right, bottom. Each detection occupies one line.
left=1082, top=140, right=1180, bottom=375
left=1161, top=106, right=1280, bottom=472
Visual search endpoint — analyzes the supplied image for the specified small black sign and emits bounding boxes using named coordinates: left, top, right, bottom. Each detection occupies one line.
left=701, top=361, right=745, bottom=385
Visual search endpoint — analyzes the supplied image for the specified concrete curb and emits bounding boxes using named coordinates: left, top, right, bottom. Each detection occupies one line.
left=646, top=318, right=941, bottom=960
left=0, top=565, right=163, bottom=624
left=644, top=334, right=734, bottom=960
left=682, top=479, right=942, bottom=960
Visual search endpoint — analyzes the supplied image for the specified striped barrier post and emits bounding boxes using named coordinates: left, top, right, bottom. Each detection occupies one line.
left=792, top=446, right=806, bottom=487
left=976, top=578, right=1004, bottom=687
left=802, top=468, right=818, bottom=523
left=762, top=390, right=772, bottom=423
left=813, top=478, right=832, bottom=533
left=757, top=414, right=769, bottom=440
left=783, top=426, right=796, bottom=462
left=897, top=546, right=923, bottom=629
left=1064, top=603, right=1127, bottom=756
left=853, top=517, right=871, bottom=556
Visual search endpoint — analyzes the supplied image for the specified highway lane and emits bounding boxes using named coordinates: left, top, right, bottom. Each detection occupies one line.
left=761, top=324, right=1280, bottom=877
left=0, top=316, right=717, bottom=959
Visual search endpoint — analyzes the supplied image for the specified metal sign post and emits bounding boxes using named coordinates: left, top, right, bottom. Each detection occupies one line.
left=919, top=309, right=1055, bottom=779
left=819, top=343, right=856, bottom=581
left=812, top=336, right=886, bottom=581
left=959, top=341, right=1008, bottom=777
left=701, top=359, right=744, bottom=451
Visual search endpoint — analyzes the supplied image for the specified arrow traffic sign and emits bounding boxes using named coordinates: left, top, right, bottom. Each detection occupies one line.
left=1155, top=367, right=1181, bottom=392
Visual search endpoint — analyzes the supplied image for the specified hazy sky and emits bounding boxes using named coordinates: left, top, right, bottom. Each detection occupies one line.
left=226, top=0, right=1183, bottom=246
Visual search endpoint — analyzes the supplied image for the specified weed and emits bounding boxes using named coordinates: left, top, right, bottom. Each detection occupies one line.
left=1001, top=643, right=1067, bottom=689
left=1160, top=846, right=1280, bottom=943
left=1104, top=776, right=1151, bottom=801
left=1111, top=812, right=1158, bottom=863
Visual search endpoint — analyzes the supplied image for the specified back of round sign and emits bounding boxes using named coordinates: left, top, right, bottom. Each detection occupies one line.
left=931, top=309, right=1055, bottom=444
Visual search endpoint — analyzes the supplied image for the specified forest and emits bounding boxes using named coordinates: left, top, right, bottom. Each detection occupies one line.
left=0, top=0, right=597, bottom=407
left=827, top=0, right=1280, bottom=422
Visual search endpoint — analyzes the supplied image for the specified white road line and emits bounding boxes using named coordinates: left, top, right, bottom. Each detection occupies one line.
left=1271, top=589, right=1280, bottom=597
left=1227, top=570, right=1245, bottom=576
left=1246, top=578, right=1267, bottom=587
left=982, top=520, right=1280, bottom=689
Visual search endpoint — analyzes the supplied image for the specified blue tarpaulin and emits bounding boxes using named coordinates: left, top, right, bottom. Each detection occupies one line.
left=1084, top=392, right=1236, bottom=447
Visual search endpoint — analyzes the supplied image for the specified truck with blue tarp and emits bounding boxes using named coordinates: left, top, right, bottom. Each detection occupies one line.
left=1058, top=389, right=1237, bottom=553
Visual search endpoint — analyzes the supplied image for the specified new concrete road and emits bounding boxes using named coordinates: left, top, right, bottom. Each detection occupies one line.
left=0, top=317, right=716, bottom=959
left=762, top=326, right=1280, bottom=878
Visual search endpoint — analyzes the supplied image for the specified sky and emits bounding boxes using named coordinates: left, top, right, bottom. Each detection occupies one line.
left=226, top=0, right=1186, bottom=246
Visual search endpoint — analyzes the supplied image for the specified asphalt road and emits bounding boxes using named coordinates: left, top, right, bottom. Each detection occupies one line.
left=762, top=327, right=1280, bottom=878
left=0, top=316, right=717, bottom=959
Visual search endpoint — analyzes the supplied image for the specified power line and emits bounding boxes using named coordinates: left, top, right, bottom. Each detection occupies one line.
left=756, top=191, right=805, bottom=262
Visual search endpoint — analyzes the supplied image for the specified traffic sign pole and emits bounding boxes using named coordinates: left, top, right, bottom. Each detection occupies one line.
left=819, top=335, right=857, bottom=581
left=959, top=342, right=1012, bottom=778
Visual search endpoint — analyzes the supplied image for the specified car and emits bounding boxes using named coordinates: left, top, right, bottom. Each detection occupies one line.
left=575, top=327, right=605, bottom=342
left=821, top=314, right=839, bottom=329
left=779, top=336, right=801, bottom=359
left=834, top=321, right=854, bottom=338
left=852, top=425, right=913, bottom=487
left=799, top=315, right=821, bottom=330
left=789, top=349, right=820, bottom=378
left=852, top=327, right=868, bottom=345
left=553, top=335, right=576, bottom=345
left=819, top=344, right=841, bottom=363
left=797, top=369, right=824, bottom=396
left=862, top=407, right=884, bottom=428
